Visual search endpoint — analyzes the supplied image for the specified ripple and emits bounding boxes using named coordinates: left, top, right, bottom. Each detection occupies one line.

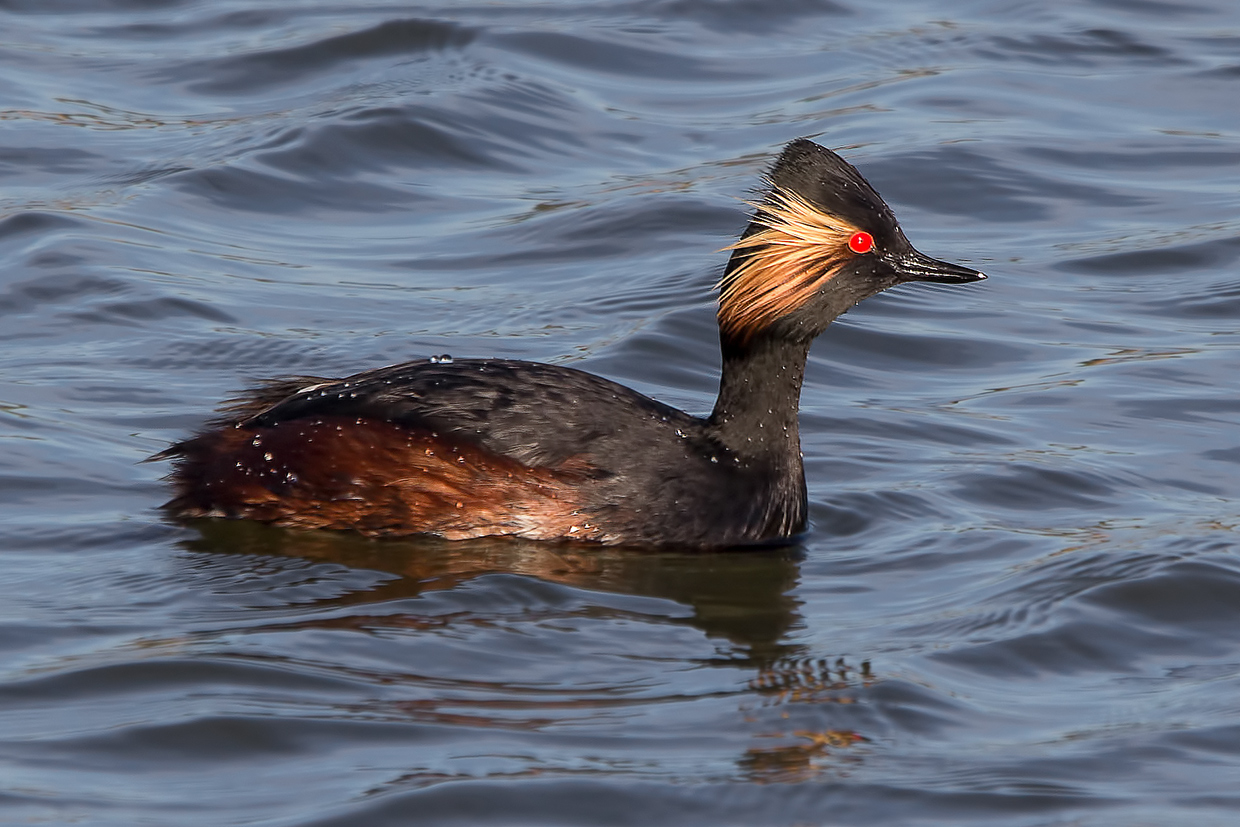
left=1083, top=558, right=1240, bottom=641
left=183, top=19, right=477, bottom=95
left=0, top=146, right=99, bottom=179
left=953, top=463, right=1120, bottom=511
left=1059, top=235, right=1240, bottom=276
left=492, top=30, right=756, bottom=82
left=984, top=28, right=1185, bottom=68
left=866, top=146, right=1147, bottom=223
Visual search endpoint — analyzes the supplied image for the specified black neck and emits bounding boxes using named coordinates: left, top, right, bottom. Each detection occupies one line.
left=707, top=331, right=812, bottom=468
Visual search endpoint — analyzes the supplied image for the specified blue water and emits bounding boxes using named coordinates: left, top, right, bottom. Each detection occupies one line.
left=2, top=1, right=1240, bottom=824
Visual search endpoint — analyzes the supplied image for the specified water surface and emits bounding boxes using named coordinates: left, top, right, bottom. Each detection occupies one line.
left=2, top=1, right=1240, bottom=824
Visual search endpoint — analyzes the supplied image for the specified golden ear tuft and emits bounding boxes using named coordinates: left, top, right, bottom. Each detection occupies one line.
left=717, top=186, right=861, bottom=343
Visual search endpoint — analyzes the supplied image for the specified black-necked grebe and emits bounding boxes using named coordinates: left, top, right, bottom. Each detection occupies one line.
left=155, top=138, right=985, bottom=547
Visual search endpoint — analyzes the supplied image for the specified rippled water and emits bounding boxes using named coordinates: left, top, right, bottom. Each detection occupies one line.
left=3, top=1, right=1240, bottom=824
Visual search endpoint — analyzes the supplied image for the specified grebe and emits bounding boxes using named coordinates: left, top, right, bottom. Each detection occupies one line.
left=156, top=138, right=984, bottom=547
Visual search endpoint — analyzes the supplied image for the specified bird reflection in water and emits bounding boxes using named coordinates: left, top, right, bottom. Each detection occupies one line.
left=742, top=656, right=875, bottom=783
left=179, top=520, right=876, bottom=783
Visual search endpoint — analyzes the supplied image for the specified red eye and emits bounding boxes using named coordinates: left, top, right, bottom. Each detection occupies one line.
left=848, top=231, right=874, bottom=254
